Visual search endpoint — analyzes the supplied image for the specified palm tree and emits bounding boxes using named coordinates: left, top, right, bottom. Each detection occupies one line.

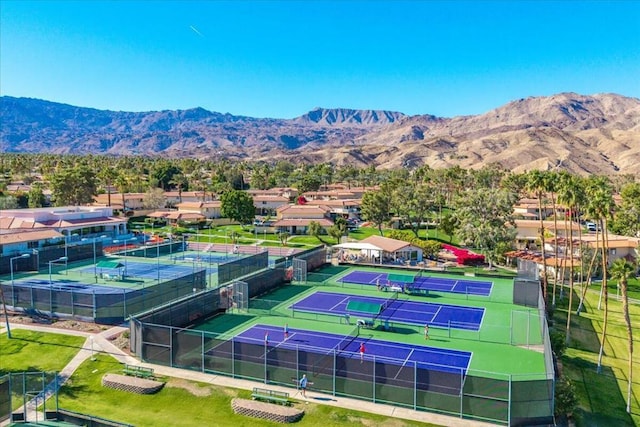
left=609, top=258, right=636, bottom=413
left=544, top=171, right=561, bottom=307
left=557, top=175, right=584, bottom=345
left=593, top=181, right=614, bottom=373
left=577, top=177, right=605, bottom=314
left=526, top=170, right=550, bottom=303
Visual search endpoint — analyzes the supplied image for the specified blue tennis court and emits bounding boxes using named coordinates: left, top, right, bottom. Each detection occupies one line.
left=236, top=324, right=471, bottom=375
left=10, top=278, right=126, bottom=294
left=171, top=252, right=235, bottom=264
left=291, top=291, right=484, bottom=331
left=78, top=260, right=202, bottom=279
left=340, top=270, right=493, bottom=296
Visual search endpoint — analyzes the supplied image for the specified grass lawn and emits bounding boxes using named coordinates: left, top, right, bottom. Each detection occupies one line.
left=58, top=354, right=439, bottom=427
left=1, top=328, right=440, bottom=426
left=0, top=329, right=85, bottom=374
left=552, top=288, right=640, bottom=426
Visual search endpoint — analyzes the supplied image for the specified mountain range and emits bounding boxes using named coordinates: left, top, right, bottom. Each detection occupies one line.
left=1, top=93, right=639, bottom=175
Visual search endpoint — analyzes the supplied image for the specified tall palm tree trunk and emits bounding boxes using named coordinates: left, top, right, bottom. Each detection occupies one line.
left=577, top=227, right=600, bottom=314
left=597, top=218, right=609, bottom=373
left=565, top=210, right=575, bottom=345
left=537, top=192, right=548, bottom=303
left=621, top=275, right=633, bottom=413
left=551, top=193, right=559, bottom=307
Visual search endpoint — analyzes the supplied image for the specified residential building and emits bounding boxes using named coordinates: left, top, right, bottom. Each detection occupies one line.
left=273, top=205, right=334, bottom=234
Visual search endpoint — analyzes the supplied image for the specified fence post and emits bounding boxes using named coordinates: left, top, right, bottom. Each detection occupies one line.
left=201, top=331, right=205, bottom=373
left=459, top=368, right=464, bottom=418
left=508, top=374, right=512, bottom=426
left=332, top=350, right=337, bottom=396
left=413, top=361, right=417, bottom=410
left=372, top=355, right=376, bottom=403
left=170, top=327, right=174, bottom=367
left=264, top=341, right=268, bottom=384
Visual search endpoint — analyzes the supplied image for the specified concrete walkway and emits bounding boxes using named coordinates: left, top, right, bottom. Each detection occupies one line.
left=4, top=323, right=497, bottom=427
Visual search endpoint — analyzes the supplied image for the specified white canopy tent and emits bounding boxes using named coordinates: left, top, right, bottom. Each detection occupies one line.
left=334, top=241, right=384, bottom=264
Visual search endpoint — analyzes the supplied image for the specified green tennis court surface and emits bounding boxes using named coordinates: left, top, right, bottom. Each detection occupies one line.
left=387, top=273, right=416, bottom=283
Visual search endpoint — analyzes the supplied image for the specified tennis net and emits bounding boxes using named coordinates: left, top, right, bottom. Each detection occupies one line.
left=312, top=325, right=360, bottom=376
left=381, top=291, right=398, bottom=312
left=337, top=324, right=360, bottom=353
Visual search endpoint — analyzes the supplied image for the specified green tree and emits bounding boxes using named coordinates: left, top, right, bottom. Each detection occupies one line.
left=554, top=376, right=578, bottom=422
left=50, top=164, right=98, bottom=206
left=0, top=196, right=18, bottom=209
left=438, top=212, right=458, bottom=242
left=277, top=231, right=290, bottom=246
left=150, top=162, right=182, bottom=190
left=27, top=182, right=46, bottom=208
left=611, top=182, right=640, bottom=237
left=297, top=173, right=323, bottom=194
left=453, top=187, right=517, bottom=268
left=307, top=221, right=323, bottom=242
left=392, top=182, right=433, bottom=239
left=609, top=258, right=636, bottom=413
left=143, top=188, right=167, bottom=210
left=360, top=190, right=391, bottom=236
left=220, top=190, right=255, bottom=226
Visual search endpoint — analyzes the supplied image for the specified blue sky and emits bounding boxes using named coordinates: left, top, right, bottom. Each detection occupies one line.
left=1, top=1, right=639, bottom=118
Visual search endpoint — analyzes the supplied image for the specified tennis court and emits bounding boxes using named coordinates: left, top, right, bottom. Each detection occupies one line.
left=171, top=251, right=237, bottom=264
left=340, top=270, right=493, bottom=296
left=78, top=260, right=202, bottom=280
left=290, top=291, right=485, bottom=331
left=234, top=324, right=472, bottom=375
left=8, top=278, right=126, bottom=294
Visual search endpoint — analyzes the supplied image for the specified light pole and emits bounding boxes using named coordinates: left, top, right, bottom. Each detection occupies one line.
left=114, top=237, right=135, bottom=276
left=49, top=257, right=69, bottom=285
left=3, top=254, right=29, bottom=339
left=83, top=235, right=107, bottom=282
left=10, top=253, right=31, bottom=286
left=224, top=229, right=229, bottom=259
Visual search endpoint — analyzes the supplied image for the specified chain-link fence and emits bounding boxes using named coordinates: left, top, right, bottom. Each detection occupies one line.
left=129, top=321, right=553, bottom=425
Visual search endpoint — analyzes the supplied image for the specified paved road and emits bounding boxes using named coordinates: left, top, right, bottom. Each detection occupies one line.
left=1, top=323, right=496, bottom=427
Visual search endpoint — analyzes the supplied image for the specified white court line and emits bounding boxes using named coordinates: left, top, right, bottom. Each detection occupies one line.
left=330, top=295, right=352, bottom=311
left=369, top=273, right=384, bottom=284
left=394, top=349, right=415, bottom=380
left=431, top=306, right=442, bottom=323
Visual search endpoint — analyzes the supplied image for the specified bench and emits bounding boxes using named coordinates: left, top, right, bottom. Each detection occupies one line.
left=123, top=364, right=155, bottom=379
left=251, top=387, right=290, bottom=406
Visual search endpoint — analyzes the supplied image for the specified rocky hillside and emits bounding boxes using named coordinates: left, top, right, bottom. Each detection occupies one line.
left=1, top=93, right=638, bottom=175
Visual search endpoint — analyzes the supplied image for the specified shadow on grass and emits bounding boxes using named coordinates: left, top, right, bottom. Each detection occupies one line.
left=554, top=290, right=637, bottom=426
left=563, top=355, right=636, bottom=427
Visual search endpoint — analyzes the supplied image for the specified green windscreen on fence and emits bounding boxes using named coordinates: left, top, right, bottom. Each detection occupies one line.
left=346, top=300, right=382, bottom=315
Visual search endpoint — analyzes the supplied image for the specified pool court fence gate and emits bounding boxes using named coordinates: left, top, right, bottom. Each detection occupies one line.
left=292, top=258, right=307, bottom=284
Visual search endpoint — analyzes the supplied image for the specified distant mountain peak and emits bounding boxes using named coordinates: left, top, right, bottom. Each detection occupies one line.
left=1, top=93, right=638, bottom=176
left=294, top=107, right=406, bottom=126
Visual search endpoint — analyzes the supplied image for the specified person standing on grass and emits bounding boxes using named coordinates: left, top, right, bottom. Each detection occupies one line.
left=284, top=323, right=289, bottom=340
left=299, top=374, right=308, bottom=400
left=424, top=324, right=430, bottom=340
left=359, top=342, right=366, bottom=362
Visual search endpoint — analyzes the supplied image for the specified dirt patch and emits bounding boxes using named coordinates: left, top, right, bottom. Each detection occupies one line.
left=108, top=332, right=131, bottom=352
left=165, top=378, right=212, bottom=397
left=7, top=314, right=107, bottom=334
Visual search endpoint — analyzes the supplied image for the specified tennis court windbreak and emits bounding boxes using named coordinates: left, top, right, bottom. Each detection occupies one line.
left=130, top=320, right=554, bottom=426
